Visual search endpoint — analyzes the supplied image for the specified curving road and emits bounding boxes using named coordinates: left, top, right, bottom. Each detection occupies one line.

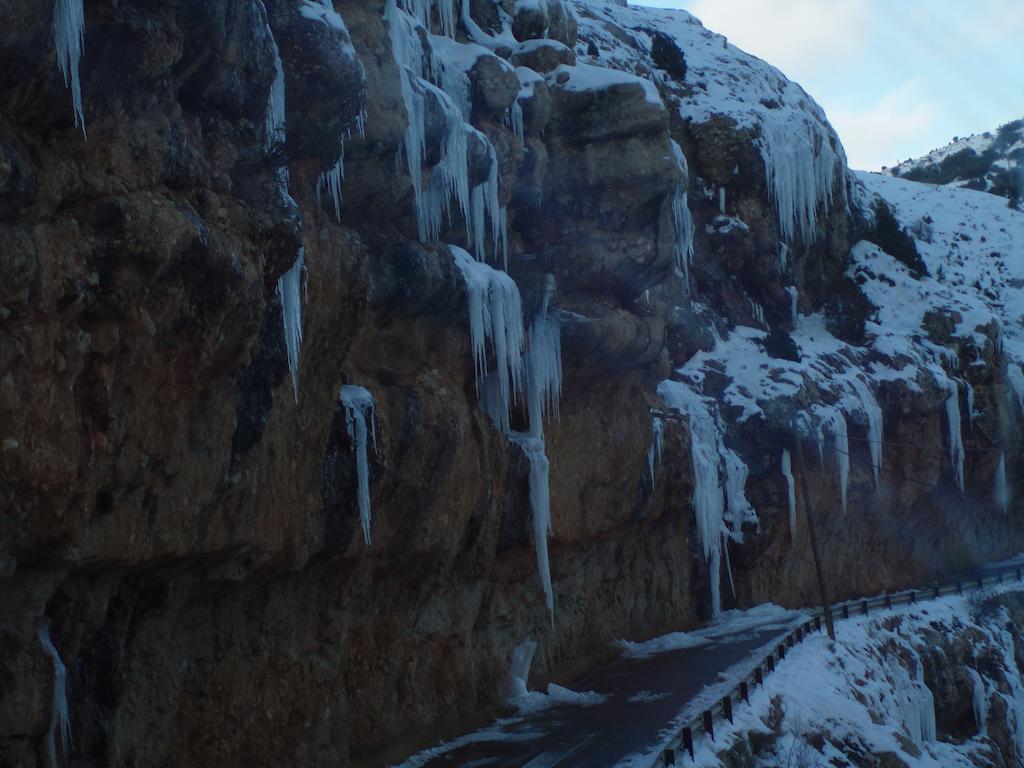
left=398, top=608, right=806, bottom=768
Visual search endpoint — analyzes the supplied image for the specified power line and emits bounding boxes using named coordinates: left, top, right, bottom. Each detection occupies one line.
left=798, top=431, right=1011, bottom=506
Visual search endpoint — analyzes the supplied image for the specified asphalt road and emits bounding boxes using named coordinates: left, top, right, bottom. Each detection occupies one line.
left=407, top=615, right=802, bottom=768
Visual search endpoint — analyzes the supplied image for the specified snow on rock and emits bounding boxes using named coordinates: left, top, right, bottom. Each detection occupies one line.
left=570, top=0, right=846, bottom=244
left=38, top=623, right=72, bottom=768
left=340, top=385, right=378, bottom=545
left=299, top=0, right=347, bottom=30
left=545, top=62, right=663, bottom=108
left=53, top=0, right=86, bottom=135
left=656, top=588, right=1024, bottom=768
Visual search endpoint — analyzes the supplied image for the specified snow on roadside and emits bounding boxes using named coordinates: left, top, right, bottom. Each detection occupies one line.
left=620, top=603, right=805, bottom=658
left=618, top=585, right=1024, bottom=768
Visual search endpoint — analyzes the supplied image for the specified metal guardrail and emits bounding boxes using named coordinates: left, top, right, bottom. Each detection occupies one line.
left=656, top=563, right=1024, bottom=766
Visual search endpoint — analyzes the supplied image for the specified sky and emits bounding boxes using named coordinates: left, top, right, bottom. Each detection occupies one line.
left=634, top=0, right=1024, bottom=170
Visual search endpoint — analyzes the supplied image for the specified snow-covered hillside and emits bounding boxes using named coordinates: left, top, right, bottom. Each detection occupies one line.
left=676, top=587, right=1024, bottom=767
left=887, top=118, right=1024, bottom=209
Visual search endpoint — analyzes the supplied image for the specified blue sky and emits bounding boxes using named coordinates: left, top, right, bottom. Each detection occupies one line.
left=634, top=0, right=1024, bottom=170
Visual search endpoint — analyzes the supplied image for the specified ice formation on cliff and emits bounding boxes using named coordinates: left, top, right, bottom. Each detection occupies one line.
left=278, top=250, right=305, bottom=401
left=341, top=385, right=378, bottom=545
left=450, top=245, right=525, bottom=424
left=38, top=624, right=72, bottom=768
left=945, top=378, right=965, bottom=493
left=781, top=449, right=796, bottom=539
left=996, top=453, right=1011, bottom=513
left=53, top=0, right=86, bottom=135
left=386, top=2, right=508, bottom=261
left=658, top=380, right=754, bottom=618
left=648, top=415, right=664, bottom=488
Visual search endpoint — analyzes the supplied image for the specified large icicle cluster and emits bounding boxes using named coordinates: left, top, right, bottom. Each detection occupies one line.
left=385, top=1, right=508, bottom=261
left=450, top=245, right=525, bottom=426
left=38, top=624, right=72, bottom=768
left=452, top=254, right=563, bottom=624
left=340, top=385, right=379, bottom=545
left=759, top=117, right=839, bottom=243
left=53, top=0, right=86, bottom=135
left=658, top=380, right=755, bottom=618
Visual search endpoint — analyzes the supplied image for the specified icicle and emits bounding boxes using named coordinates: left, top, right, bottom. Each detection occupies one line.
left=996, top=452, right=1010, bottom=513
left=509, top=98, right=525, bottom=141
left=894, top=661, right=936, bottom=748
left=665, top=388, right=725, bottom=618
left=749, top=300, right=765, bottom=327
left=964, top=380, right=975, bottom=432
left=945, top=378, right=965, bottom=493
left=525, top=275, right=562, bottom=436
left=400, top=0, right=455, bottom=36
left=815, top=406, right=848, bottom=511
left=786, top=286, right=798, bottom=322
left=849, top=377, right=883, bottom=488
left=53, top=0, right=86, bottom=136
left=648, top=415, right=664, bottom=487
left=669, top=141, right=694, bottom=290
left=316, top=151, right=345, bottom=221
left=1007, top=364, right=1024, bottom=413
left=340, top=385, right=377, bottom=545
left=451, top=245, right=525, bottom=423
left=781, top=448, right=796, bottom=540
left=277, top=250, right=305, bottom=401
left=265, top=23, right=286, bottom=148
left=968, top=667, right=988, bottom=732
left=508, top=639, right=537, bottom=698
left=38, top=623, right=72, bottom=768
left=658, top=382, right=756, bottom=619
left=509, top=274, right=562, bottom=627
left=778, top=241, right=789, bottom=271
left=718, top=186, right=726, bottom=214
left=511, top=433, right=554, bottom=624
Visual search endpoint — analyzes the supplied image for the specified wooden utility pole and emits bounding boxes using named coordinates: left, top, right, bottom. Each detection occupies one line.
left=792, top=418, right=836, bottom=642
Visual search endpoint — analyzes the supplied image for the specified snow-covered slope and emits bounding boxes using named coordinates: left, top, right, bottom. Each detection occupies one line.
left=888, top=118, right=1024, bottom=208
left=674, top=587, right=1024, bottom=767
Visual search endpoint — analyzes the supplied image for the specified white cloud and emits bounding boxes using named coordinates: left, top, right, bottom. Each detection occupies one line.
left=824, top=79, right=942, bottom=170
left=680, top=0, right=873, bottom=79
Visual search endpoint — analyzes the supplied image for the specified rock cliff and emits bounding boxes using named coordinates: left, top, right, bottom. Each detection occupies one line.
left=2, top=1, right=1024, bottom=766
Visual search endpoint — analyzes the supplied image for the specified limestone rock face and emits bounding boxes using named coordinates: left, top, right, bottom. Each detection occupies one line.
left=1, top=1, right=1023, bottom=767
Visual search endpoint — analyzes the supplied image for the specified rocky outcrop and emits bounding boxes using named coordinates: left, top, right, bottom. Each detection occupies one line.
left=1, top=1, right=1023, bottom=766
